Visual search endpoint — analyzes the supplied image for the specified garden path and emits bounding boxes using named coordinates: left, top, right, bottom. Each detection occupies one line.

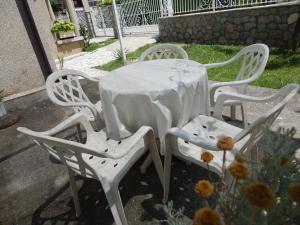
left=62, top=36, right=156, bottom=78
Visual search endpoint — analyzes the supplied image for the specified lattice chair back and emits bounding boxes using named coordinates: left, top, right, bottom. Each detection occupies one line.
left=139, top=44, right=189, bottom=61
left=233, top=44, right=269, bottom=93
left=46, top=69, right=99, bottom=120
left=233, top=84, right=299, bottom=153
left=17, top=115, right=102, bottom=179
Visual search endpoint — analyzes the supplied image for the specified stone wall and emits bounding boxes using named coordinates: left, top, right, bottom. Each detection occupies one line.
left=159, top=2, right=300, bottom=49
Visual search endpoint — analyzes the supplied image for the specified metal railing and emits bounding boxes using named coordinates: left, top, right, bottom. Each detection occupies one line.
left=172, top=0, right=278, bottom=15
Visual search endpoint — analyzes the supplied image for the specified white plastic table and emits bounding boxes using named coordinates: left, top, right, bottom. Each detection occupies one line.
left=99, top=59, right=210, bottom=152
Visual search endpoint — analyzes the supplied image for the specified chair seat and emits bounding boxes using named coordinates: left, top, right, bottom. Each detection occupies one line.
left=68, top=128, right=145, bottom=184
left=174, top=115, right=249, bottom=175
left=214, top=86, right=243, bottom=106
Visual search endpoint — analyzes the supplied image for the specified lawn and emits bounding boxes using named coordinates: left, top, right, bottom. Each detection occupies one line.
left=83, top=38, right=116, bottom=52
left=95, top=43, right=300, bottom=89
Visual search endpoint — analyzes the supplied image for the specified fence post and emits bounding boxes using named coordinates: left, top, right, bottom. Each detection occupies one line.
left=82, top=0, right=96, bottom=37
left=167, top=0, right=173, bottom=16
left=98, top=7, right=107, bottom=36
left=212, top=0, right=216, bottom=11
left=85, top=12, right=96, bottom=37
left=159, top=0, right=164, bottom=17
left=112, top=0, right=127, bottom=64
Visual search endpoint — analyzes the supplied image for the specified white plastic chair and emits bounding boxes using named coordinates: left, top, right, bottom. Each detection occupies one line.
left=46, top=69, right=103, bottom=125
left=139, top=44, right=188, bottom=61
left=207, top=44, right=269, bottom=127
left=17, top=113, right=163, bottom=225
left=163, top=84, right=298, bottom=202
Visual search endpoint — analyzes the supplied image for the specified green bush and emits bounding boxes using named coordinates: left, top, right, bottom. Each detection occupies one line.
left=51, top=20, right=75, bottom=33
left=97, top=0, right=121, bottom=7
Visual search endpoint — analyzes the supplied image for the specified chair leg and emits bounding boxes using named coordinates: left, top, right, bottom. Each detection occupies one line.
left=105, top=185, right=128, bottom=225
left=241, top=104, right=248, bottom=128
left=140, top=153, right=153, bottom=174
left=163, top=148, right=172, bottom=203
left=67, top=168, right=81, bottom=217
left=230, top=105, right=236, bottom=120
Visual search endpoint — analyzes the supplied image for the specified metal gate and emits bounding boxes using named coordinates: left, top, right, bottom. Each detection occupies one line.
left=89, top=0, right=173, bottom=37
left=120, top=0, right=161, bottom=35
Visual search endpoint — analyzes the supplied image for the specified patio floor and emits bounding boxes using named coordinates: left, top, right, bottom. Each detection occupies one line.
left=1, top=80, right=299, bottom=225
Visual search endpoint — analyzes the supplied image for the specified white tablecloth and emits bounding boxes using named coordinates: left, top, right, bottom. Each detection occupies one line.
left=99, top=59, right=210, bottom=149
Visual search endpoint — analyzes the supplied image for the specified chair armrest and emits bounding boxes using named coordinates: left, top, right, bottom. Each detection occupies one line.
left=52, top=100, right=99, bottom=120
left=165, top=127, right=220, bottom=151
left=39, top=113, right=94, bottom=136
left=204, top=60, right=232, bottom=70
left=209, top=78, right=254, bottom=106
left=213, top=91, right=281, bottom=120
left=104, top=126, right=155, bottom=159
left=204, top=53, right=240, bottom=69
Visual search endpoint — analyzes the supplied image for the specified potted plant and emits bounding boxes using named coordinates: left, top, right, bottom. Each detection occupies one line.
left=51, top=20, right=75, bottom=39
left=0, top=90, right=7, bottom=117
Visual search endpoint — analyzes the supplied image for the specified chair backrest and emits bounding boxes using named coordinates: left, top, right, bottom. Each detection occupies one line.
left=234, top=84, right=299, bottom=152
left=46, top=69, right=98, bottom=116
left=139, top=44, right=189, bottom=61
left=232, top=44, right=269, bottom=93
left=17, top=123, right=102, bottom=179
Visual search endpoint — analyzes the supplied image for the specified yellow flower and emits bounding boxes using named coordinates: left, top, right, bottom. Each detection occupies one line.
left=242, top=182, right=276, bottom=209
left=201, top=151, right=214, bottom=163
left=279, top=155, right=290, bottom=166
left=195, top=180, right=214, bottom=198
left=217, top=136, right=234, bottom=151
left=288, top=183, right=300, bottom=203
left=193, top=207, right=222, bottom=225
left=260, top=155, right=268, bottom=166
left=229, top=162, right=249, bottom=180
left=235, top=153, right=246, bottom=163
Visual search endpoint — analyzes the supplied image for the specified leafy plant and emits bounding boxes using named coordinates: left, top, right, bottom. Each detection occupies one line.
left=82, top=39, right=116, bottom=52
left=113, top=48, right=128, bottom=60
left=51, top=20, right=75, bottom=33
left=161, top=201, right=186, bottom=225
left=164, top=128, right=300, bottom=225
left=79, top=25, right=91, bottom=48
left=0, top=89, right=4, bottom=102
left=96, top=0, right=121, bottom=7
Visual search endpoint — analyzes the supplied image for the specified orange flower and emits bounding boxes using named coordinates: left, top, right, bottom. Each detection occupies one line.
left=217, top=136, right=234, bottom=151
left=235, top=153, right=246, bottom=163
left=279, top=155, right=290, bottom=166
left=201, top=151, right=214, bottom=163
left=193, top=207, right=222, bottom=225
left=195, top=180, right=214, bottom=198
left=229, top=162, right=249, bottom=180
left=288, top=183, right=300, bottom=203
left=242, top=182, right=276, bottom=209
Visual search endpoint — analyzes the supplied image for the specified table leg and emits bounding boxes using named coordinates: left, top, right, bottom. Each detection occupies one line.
left=140, top=153, right=153, bottom=174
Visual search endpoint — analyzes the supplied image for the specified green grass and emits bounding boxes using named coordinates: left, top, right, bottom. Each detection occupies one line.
left=95, top=43, right=300, bottom=89
left=83, top=38, right=116, bottom=52
left=95, top=44, right=156, bottom=71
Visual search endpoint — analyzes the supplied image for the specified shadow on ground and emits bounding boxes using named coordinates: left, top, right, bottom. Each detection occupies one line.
left=2, top=80, right=299, bottom=225
left=26, top=153, right=218, bottom=225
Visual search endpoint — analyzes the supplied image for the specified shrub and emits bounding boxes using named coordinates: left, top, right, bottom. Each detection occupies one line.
left=51, top=20, right=75, bottom=33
